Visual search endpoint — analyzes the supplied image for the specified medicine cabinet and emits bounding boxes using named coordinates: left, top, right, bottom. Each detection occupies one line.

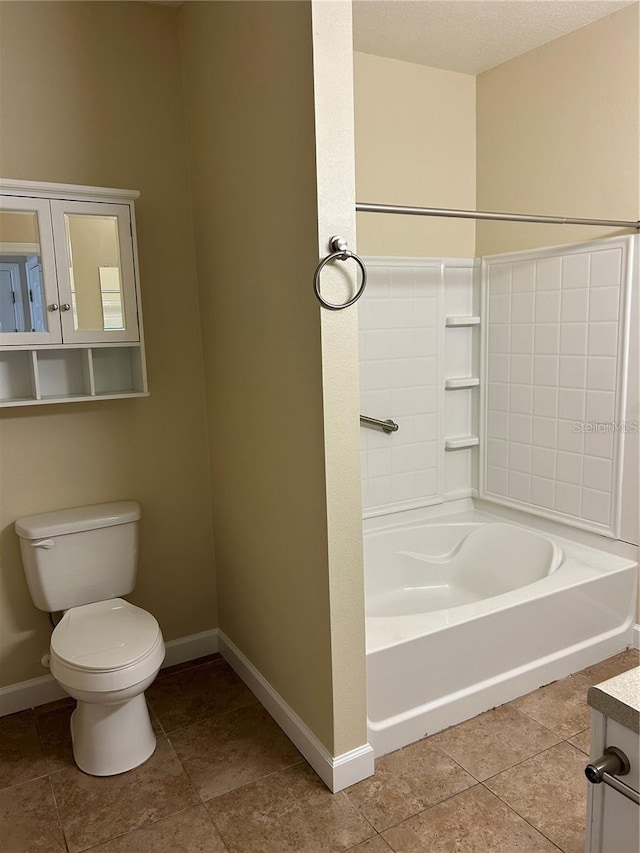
left=0, top=179, right=148, bottom=406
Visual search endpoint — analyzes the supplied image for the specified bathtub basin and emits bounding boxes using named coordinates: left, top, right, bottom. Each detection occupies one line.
left=365, top=506, right=637, bottom=757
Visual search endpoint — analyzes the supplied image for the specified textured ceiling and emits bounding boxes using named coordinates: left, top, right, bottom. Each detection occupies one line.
left=353, top=0, right=637, bottom=74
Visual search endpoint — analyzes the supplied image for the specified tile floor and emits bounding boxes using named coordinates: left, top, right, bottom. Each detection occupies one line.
left=1, top=648, right=638, bottom=853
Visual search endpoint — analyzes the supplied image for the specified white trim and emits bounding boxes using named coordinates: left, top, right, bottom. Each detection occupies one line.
left=632, top=624, right=640, bottom=650
left=0, top=627, right=219, bottom=717
left=0, top=178, right=140, bottom=202
left=218, top=631, right=374, bottom=792
left=162, top=628, right=219, bottom=667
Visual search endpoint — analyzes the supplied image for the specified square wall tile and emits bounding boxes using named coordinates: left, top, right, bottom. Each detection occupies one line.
left=582, top=456, right=612, bottom=492
left=562, top=252, right=590, bottom=289
left=561, top=289, right=588, bottom=322
left=532, top=447, right=556, bottom=479
left=489, top=354, right=509, bottom=382
left=512, top=292, right=534, bottom=323
left=589, top=287, right=619, bottom=322
left=510, top=384, right=533, bottom=414
left=533, top=386, right=558, bottom=418
left=590, top=248, right=622, bottom=287
left=512, top=261, right=535, bottom=292
left=536, top=256, right=562, bottom=290
left=489, top=264, right=512, bottom=293
left=585, top=391, right=615, bottom=423
left=531, top=476, right=555, bottom=509
left=559, top=356, right=587, bottom=389
left=556, top=482, right=581, bottom=516
left=557, top=420, right=585, bottom=454
left=487, top=410, right=509, bottom=439
left=534, top=324, right=560, bottom=355
left=586, top=357, right=616, bottom=391
left=509, top=443, right=532, bottom=473
left=582, top=488, right=611, bottom=523
left=487, top=465, right=508, bottom=495
left=511, top=324, right=534, bottom=354
left=588, top=323, right=618, bottom=357
left=489, top=324, right=510, bottom=353
left=558, top=389, right=585, bottom=421
left=510, top=414, right=533, bottom=444
left=556, top=451, right=582, bottom=485
left=533, top=355, right=559, bottom=386
left=584, top=429, right=614, bottom=459
left=535, top=291, right=560, bottom=323
left=490, top=293, right=511, bottom=323
left=532, top=417, right=557, bottom=448
left=510, top=355, right=533, bottom=384
left=508, top=471, right=531, bottom=502
left=560, top=324, right=588, bottom=356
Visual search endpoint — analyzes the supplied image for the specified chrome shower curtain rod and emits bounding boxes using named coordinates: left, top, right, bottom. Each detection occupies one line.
left=355, top=202, right=640, bottom=230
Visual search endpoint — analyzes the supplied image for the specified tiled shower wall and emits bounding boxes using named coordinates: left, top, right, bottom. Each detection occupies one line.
left=482, top=237, right=632, bottom=536
left=358, top=259, right=479, bottom=515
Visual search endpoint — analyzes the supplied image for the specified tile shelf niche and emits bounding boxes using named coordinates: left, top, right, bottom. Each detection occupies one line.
left=0, top=345, right=147, bottom=407
left=445, top=435, right=480, bottom=450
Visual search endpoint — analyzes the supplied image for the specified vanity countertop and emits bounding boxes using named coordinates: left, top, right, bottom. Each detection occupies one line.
left=587, top=665, right=640, bottom=734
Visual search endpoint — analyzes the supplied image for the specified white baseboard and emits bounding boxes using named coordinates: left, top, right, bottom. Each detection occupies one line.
left=162, top=628, right=219, bottom=667
left=632, top=623, right=640, bottom=650
left=0, top=627, right=219, bottom=718
left=218, top=631, right=374, bottom=792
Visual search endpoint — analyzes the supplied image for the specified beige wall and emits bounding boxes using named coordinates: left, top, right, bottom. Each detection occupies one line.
left=476, top=3, right=639, bottom=255
left=179, top=0, right=367, bottom=755
left=0, top=1, right=216, bottom=687
left=354, top=52, right=476, bottom=257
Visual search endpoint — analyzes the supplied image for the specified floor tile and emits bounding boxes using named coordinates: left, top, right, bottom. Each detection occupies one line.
left=348, top=836, right=393, bottom=852
left=0, top=709, right=46, bottom=790
left=147, top=660, right=257, bottom=731
left=88, top=805, right=228, bottom=852
left=345, top=739, right=476, bottom=832
left=512, top=673, right=590, bottom=738
left=431, top=704, right=561, bottom=781
left=35, top=705, right=75, bottom=774
left=382, top=784, right=558, bottom=853
left=206, top=762, right=375, bottom=853
left=51, top=736, right=199, bottom=853
left=0, top=776, right=66, bottom=852
left=170, top=703, right=302, bottom=799
left=485, top=741, right=588, bottom=853
left=578, top=649, right=640, bottom=686
left=567, top=729, right=591, bottom=756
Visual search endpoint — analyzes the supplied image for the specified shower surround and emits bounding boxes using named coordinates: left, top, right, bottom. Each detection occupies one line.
left=359, top=234, right=638, bottom=757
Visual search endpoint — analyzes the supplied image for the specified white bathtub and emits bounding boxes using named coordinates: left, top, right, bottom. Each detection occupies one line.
left=365, top=505, right=637, bottom=757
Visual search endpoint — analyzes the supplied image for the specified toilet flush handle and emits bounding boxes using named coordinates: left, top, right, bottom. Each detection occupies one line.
left=31, top=539, right=55, bottom=549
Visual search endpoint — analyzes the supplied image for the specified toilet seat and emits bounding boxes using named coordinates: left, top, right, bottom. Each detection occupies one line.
left=50, top=598, right=164, bottom=694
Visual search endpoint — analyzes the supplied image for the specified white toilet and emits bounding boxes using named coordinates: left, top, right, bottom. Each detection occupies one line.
left=15, top=501, right=165, bottom=777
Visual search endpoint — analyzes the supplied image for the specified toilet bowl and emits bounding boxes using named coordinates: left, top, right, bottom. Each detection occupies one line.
left=50, top=598, right=165, bottom=776
left=16, top=501, right=165, bottom=776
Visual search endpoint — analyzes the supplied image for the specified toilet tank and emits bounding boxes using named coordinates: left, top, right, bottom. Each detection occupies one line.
left=15, top=501, right=141, bottom=612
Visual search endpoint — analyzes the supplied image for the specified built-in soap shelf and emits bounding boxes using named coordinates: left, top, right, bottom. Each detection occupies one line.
left=445, top=377, right=480, bottom=390
left=445, top=315, right=481, bottom=327
left=0, top=345, right=147, bottom=407
left=445, top=435, right=480, bottom=450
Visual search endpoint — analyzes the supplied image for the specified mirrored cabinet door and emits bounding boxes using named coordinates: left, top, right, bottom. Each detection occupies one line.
left=51, top=200, right=140, bottom=343
left=0, top=196, right=61, bottom=345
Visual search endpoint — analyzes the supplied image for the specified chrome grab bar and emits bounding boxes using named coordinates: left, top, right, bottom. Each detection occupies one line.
left=360, top=415, right=399, bottom=434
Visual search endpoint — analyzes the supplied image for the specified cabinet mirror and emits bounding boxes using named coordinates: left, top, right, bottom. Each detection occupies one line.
left=0, top=209, right=47, bottom=334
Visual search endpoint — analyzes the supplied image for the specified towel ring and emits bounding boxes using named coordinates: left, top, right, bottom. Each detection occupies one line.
left=313, top=236, right=367, bottom=310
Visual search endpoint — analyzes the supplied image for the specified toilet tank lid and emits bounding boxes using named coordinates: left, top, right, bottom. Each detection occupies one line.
left=15, top=501, right=141, bottom=539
